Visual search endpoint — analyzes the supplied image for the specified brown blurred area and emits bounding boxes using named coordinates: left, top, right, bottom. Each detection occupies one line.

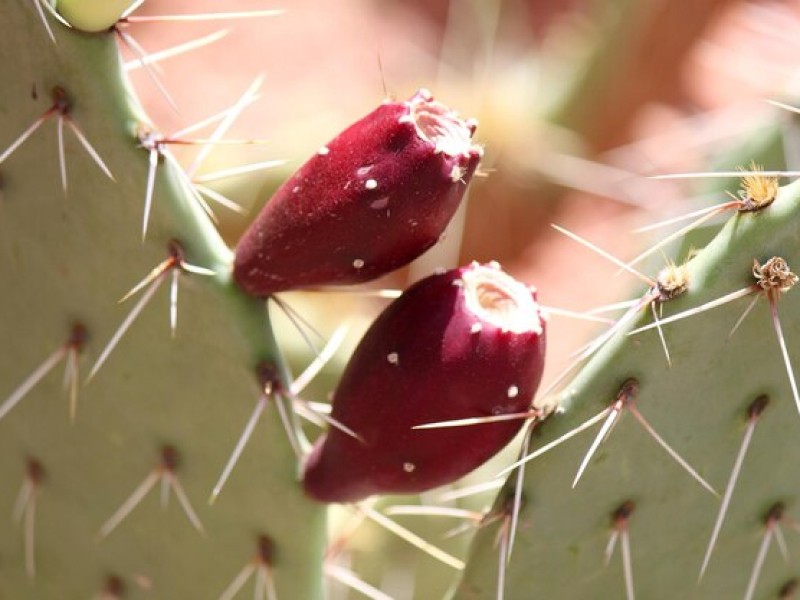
left=122, top=0, right=800, bottom=390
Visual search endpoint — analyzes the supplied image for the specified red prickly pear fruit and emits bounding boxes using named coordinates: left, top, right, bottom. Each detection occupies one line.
left=233, top=90, right=483, bottom=296
left=302, top=262, right=546, bottom=503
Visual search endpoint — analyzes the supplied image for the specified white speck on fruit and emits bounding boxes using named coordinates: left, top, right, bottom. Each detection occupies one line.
left=450, top=165, right=465, bottom=182
left=470, top=323, right=482, bottom=334
left=403, top=462, right=416, bottom=473
left=451, top=278, right=464, bottom=288
left=292, top=185, right=300, bottom=193
left=317, top=146, right=330, bottom=156
left=365, top=178, right=378, bottom=190
left=353, top=259, right=365, bottom=269
left=357, top=165, right=373, bottom=176
left=370, top=196, right=390, bottom=210
left=387, top=352, right=399, bottom=365
left=507, top=385, right=519, bottom=398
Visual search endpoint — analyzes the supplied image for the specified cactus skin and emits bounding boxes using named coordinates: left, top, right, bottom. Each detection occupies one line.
left=55, top=0, right=137, bottom=32
left=303, top=262, right=546, bottom=503
left=0, top=5, right=326, bottom=599
left=233, top=89, right=482, bottom=296
left=454, top=181, right=800, bottom=599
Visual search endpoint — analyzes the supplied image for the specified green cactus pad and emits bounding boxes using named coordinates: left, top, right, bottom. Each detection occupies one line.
left=0, top=5, right=325, bottom=598
left=454, top=179, right=800, bottom=599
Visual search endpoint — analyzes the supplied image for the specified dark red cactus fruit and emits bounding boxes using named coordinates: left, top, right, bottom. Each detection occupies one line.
left=233, top=90, right=482, bottom=296
left=302, top=262, right=546, bottom=503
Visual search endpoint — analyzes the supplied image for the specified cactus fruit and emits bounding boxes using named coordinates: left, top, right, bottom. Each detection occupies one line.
left=302, top=262, right=546, bottom=503
left=233, top=89, right=483, bottom=296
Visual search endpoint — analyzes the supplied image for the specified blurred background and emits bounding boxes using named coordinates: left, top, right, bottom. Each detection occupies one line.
left=119, top=1, right=800, bottom=596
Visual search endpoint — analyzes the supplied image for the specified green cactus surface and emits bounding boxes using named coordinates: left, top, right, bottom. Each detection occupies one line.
left=454, top=180, right=800, bottom=599
left=0, top=4, right=325, bottom=599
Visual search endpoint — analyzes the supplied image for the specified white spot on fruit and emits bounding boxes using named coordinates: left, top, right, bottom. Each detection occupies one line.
left=317, top=146, right=330, bottom=156
left=450, top=165, right=466, bottom=182
left=470, top=323, right=482, bottom=334
left=507, top=385, right=519, bottom=398
left=292, top=185, right=300, bottom=193
left=357, top=165, right=373, bottom=176
left=387, top=352, right=399, bottom=365
left=451, top=278, right=464, bottom=288
left=403, top=462, right=416, bottom=473
left=370, top=196, right=390, bottom=210
left=353, top=259, right=365, bottom=269
left=365, top=179, right=378, bottom=190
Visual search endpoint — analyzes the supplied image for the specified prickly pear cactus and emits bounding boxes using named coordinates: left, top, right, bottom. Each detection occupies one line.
left=5, top=2, right=800, bottom=600
left=0, top=4, right=325, bottom=598
left=455, top=179, right=800, bottom=599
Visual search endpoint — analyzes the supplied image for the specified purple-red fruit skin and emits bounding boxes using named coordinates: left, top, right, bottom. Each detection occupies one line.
left=233, top=90, right=482, bottom=296
left=302, top=263, right=546, bottom=503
